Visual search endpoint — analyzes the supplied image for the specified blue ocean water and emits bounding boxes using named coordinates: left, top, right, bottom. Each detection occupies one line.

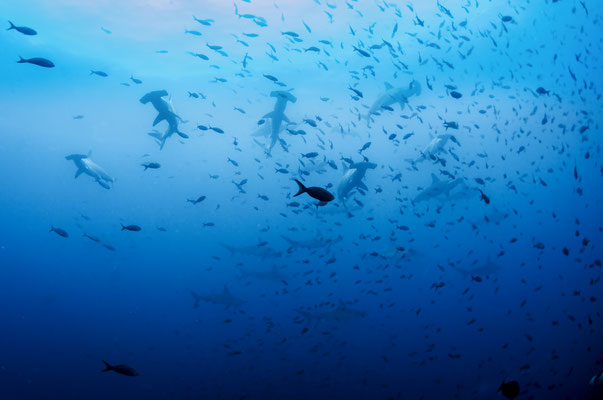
left=0, top=0, right=602, bottom=399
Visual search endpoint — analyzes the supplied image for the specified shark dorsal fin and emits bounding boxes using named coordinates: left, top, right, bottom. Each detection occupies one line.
left=384, top=82, right=393, bottom=90
left=86, top=150, right=92, bottom=158
left=431, top=173, right=440, bottom=184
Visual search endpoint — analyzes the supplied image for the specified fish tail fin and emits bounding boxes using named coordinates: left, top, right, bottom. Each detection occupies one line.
left=102, top=360, right=112, bottom=372
left=49, top=225, right=54, bottom=232
left=17, top=56, right=25, bottom=63
left=7, top=21, right=15, bottom=30
left=120, top=224, right=126, bottom=231
left=293, top=179, right=306, bottom=197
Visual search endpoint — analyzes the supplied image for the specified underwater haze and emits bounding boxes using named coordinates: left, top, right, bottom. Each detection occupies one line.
left=1, top=0, right=602, bottom=399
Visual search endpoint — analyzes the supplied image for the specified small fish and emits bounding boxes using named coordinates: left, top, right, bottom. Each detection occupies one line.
left=449, top=90, right=462, bottom=99
left=293, top=179, right=334, bottom=203
left=185, top=30, right=202, bottom=36
left=7, top=21, right=37, bottom=35
left=209, top=126, right=224, bottom=134
left=49, top=226, right=68, bottom=238
left=263, top=74, right=278, bottom=82
left=187, top=196, right=206, bottom=204
left=120, top=224, right=141, bottom=232
left=497, top=381, right=519, bottom=399
left=130, top=75, right=142, bottom=84
left=352, top=46, right=370, bottom=57
left=102, top=361, right=139, bottom=377
left=478, top=189, right=490, bottom=204
left=302, top=152, right=318, bottom=158
left=90, top=70, right=108, bottom=77
left=141, top=162, right=160, bottom=170
left=17, top=57, right=54, bottom=68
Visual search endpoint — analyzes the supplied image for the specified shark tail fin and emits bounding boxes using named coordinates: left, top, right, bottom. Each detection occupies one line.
left=17, top=56, right=25, bottom=63
left=49, top=225, right=54, bottom=233
left=102, top=361, right=112, bottom=372
left=7, top=21, right=15, bottom=31
left=120, top=224, right=126, bottom=231
left=293, top=179, right=306, bottom=197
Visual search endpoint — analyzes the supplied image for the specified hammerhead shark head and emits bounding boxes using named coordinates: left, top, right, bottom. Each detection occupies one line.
left=140, top=90, right=188, bottom=150
left=262, top=90, right=297, bottom=154
left=367, top=80, right=421, bottom=126
left=65, top=152, right=114, bottom=189
left=409, top=134, right=460, bottom=166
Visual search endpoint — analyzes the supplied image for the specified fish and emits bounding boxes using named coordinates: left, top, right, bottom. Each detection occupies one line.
left=497, top=381, right=519, bottom=399
left=49, top=226, right=69, bottom=238
left=90, top=70, right=108, bottom=77
left=293, top=179, right=334, bottom=203
left=121, top=224, right=141, bottom=232
left=141, top=162, right=161, bottom=170
left=17, top=57, right=54, bottom=68
left=102, top=361, right=139, bottom=377
left=7, top=21, right=37, bottom=35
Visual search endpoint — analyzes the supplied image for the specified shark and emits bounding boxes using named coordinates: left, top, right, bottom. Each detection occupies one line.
left=65, top=152, right=114, bottom=189
left=139, top=90, right=188, bottom=150
left=237, top=265, right=287, bottom=282
left=455, top=259, right=502, bottom=278
left=367, top=80, right=421, bottom=126
left=262, top=90, right=297, bottom=154
left=413, top=174, right=468, bottom=203
left=295, top=300, right=366, bottom=325
left=410, top=134, right=460, bottom=165
left=188, top=286, right=246, bottom=308
left=337, top=161, right=377, bottom=203
left=220, top=243, right=282, bottom=258
left=281, top=234, right=342, bottom=252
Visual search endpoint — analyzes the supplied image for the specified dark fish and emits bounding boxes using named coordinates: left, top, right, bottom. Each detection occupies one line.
left=352, top=46, right=370, bottom=57
left=17, top=56, right=54, bottom=68
left=121, top=224, right=141, bottom=232
left=449, top=90, right=462, bottom=99
left=130, top=75, right=142, bottom=84
left=498, top=381, right=519, bottom=399
left=293, top=179, right=334, bottom=203
left=187, top=196, right=206, bottom=204
left=478, top=189, right=490, bottom=204
left=90, top=70, right=108, bottom=77
left=535, top=87, right=549, bottom=95
left=7, top=21, right=37, bottom=35
left=102, top=360, right=139, bottom=377
left=141, top=162, right=160, bottom=170
left=263, top=74, right=278, bottom=82
left=49, top=226, right=68, bottom=238
left=301, top=152, right=318, bottom=158
left=83, top=233, right=100, bottom=242
left=209, top=126, right=224, bottom=134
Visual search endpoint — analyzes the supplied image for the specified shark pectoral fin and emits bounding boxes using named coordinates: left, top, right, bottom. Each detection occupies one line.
left=431, top=173, right=440, bottom=183
left=357, top=181, right=368, bottom=191
left=262, top=111, right=275, bottom=119
left=152, top=113, right=165, bottom=126
left=74, top=169, right=84, bottom=179
left=384, top=82, right=393, bottom=90
left=282, top=114, right=290, bottom=123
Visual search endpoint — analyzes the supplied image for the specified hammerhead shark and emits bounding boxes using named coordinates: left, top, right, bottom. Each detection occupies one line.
left=367, top=80, right=421, bottom=126
left=295, top=300, right=366, bottom=325
left=337, top=161, right=377, bottom=204
left=65, top=152, right=114, bottom=189
left=187, top=286, right=246, bottom=309
left=413, top=174, right=467, bottom=203
left=262, top=90, right=297, bottom=154
left=140, top=90, right=188, bottom=150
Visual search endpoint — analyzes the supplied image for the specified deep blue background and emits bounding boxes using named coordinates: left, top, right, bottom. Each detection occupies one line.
left=0, top=0, right=602, bottom=399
